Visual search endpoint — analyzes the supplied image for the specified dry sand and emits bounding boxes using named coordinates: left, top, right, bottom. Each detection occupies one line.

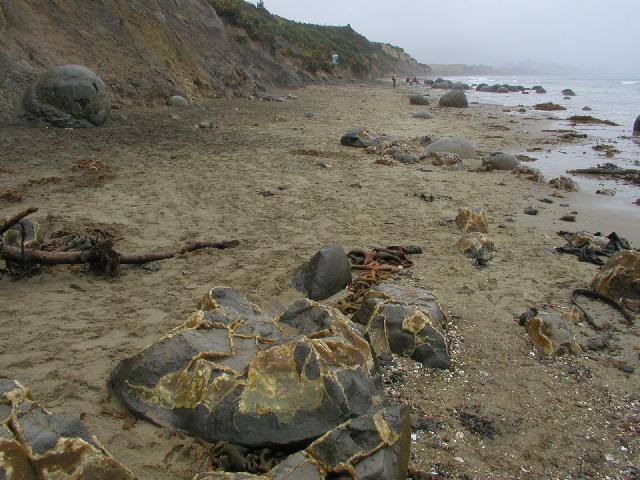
left=0, top=82, right=638, bottom=479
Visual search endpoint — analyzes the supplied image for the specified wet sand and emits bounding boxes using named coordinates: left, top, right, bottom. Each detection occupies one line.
left=0, top=82, right=638, bottom=479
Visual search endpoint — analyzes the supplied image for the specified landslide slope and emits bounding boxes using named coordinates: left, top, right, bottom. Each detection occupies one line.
left=0, top=0, right=429, bottom=119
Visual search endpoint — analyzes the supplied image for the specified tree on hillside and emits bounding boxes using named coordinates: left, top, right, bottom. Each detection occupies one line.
left=257, top=0, right=267, bottom=11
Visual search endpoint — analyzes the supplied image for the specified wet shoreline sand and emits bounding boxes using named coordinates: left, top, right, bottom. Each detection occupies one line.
left=1, top=82, right=638, bottom=478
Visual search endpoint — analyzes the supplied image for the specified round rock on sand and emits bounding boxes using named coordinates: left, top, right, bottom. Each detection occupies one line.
left=439, top=90, right=468, bottom=108
left=634, top=114, right=640, bottom=132
left=167, top=95, right=189, bottom=107
left=410, top=94, right=429, bottom=106
left=483, top=152, right=520, bottom=170
left=412, top=110, right=433, bottom=119
left=23, top=64, right=110, bottom=128
left=425, top=138, right=476, bottom=159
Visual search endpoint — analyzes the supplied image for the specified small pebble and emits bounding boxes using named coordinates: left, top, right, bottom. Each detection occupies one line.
left=524, top=207, right=539, bottom=215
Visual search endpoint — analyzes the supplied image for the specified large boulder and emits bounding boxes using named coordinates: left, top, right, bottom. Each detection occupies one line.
left=634, top=115, right=640, bottom=132
left=425, top=138, right=476, bottom=159
left=482, top=152, right=520, bottom=170
left=340, top=128, right=379, bottom=148
left=167, top=95, right=189, bottom=107
left=496, top=86, right=510, bottom=93
left=451, top=83, right=468, bottom=91
left=439, top=90, right=468, bottom=108
left=562, top=89, right=576, bottom=96
left=109, top=288, right=385, bottom=450
left=292, top=243, right=352, bottom=300
left=351, top=283, right=450, bottom=369
left=22, top=65, right=110, bottom=128
left=0, top=378, right=135, bottom=479
left=409, top=94, right=429, bottom=106
left=591, top=250, right=640, bottom=313
left=194, top=405, right=410, bottom=480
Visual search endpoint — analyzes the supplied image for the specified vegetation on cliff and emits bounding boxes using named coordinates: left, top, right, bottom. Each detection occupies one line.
left=209, top=0, right=430, bottom=78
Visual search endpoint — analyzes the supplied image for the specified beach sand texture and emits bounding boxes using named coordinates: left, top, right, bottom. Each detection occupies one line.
left=1, top=83, right=638, bottom=479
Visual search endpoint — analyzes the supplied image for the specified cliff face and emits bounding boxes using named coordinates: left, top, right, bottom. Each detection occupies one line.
left=0, top=0, right=428, bottom=118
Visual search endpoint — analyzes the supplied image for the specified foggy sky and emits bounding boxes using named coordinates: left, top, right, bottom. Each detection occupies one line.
left=251, top=0, right=640, bottom=76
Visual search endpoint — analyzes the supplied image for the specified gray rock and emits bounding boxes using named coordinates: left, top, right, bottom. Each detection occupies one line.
left=496, top=87, right=510, bottom=93
left=109, top=289, right=384, bottom=450
left=412, top=110, right=433, bottom=119
left=562, top=89, right=576, bottom=96
left=167, top=95, right=189, bottom=107
left=634, top=115, right=640, bottom=132
left=451, top=82, right=469, bottom=90
left=292, top=243, right=352, bottom=300
left=482, top=152, right=520, bottom=170
left=194, top=405, right=410, bottom=480
left=524, top=207, right=539, bottom=215
left=409, top=94, right=429, bottom=106
left=391, top=147, right=419, bottom=164
left=1, top=378, right=135, bottom=478
left=340, top=128, right=379, bottom=148
left=439, top=90, right=468, bottom=108
left=351, top=283, right=450, bottom=369
left=425, top=138, right=476, bottom=159
left=22, top=64, right=110, bottom=128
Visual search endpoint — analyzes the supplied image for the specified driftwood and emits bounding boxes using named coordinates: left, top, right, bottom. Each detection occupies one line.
left=568, top=168, right=640, bottom=176
left=0, top=207, right=38, bottom=237
left=1, top=240, right=240, bottom=275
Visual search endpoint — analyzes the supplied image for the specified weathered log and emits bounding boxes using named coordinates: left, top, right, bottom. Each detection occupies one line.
left=0, top=207, right=38, bottom=237
left=567, top=168, right=639, bottom=175
left=1, top=240, right=240, bottom=270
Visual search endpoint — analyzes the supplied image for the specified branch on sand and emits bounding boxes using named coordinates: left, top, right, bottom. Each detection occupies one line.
left=0, top=207, right=38, bottom=237
left=1, top=240, right=240, bottom=275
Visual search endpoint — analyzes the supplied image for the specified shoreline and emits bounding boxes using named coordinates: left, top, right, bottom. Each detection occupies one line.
left=1, top=82, right=638, bottom=479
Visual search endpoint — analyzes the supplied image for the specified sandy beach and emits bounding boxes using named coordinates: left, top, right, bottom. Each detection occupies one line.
left=1, top=82, right=638, bottom=479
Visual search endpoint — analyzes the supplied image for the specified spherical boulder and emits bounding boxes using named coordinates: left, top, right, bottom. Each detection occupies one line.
left=483, top=152, right=520, bottom=170
left=496, top=87, right=510, bottom=94
left=439, top=90, right=468, bottom=108
left=409, top=94, right=429, bottom=106
left=23, top=65, right=110, bottom=128
left=167, top=95, right=189, bottom=107
left=634, top=115, right=640, bottom=132
left=425, top=138, right=476, bottom=159
left=451, top=82, right=468, bottom=91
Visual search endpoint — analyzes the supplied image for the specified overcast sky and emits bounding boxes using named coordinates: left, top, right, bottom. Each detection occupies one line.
left=250, top=0, right=640, bottom=75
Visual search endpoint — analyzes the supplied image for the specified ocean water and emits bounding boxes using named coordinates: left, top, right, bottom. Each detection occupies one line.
left=445, top=75, right=640, bottom=214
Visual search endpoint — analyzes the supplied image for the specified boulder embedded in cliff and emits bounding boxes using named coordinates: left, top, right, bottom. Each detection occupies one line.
left=167, top=95, right=189, bottom=107
left=439, top=90, right=468, bottom=108
left=425, top=138, right=476, bottom=159
left=109, top=289, right=385, bottom=450
left=293, top=243, right=352, bottom=300
left=483, top=152, right=520, bottom=170
left=22, top=64, right=110, bottom=128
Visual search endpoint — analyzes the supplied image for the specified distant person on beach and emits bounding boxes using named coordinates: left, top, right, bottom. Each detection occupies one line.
left=392, top=74, right=397, bottom=88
